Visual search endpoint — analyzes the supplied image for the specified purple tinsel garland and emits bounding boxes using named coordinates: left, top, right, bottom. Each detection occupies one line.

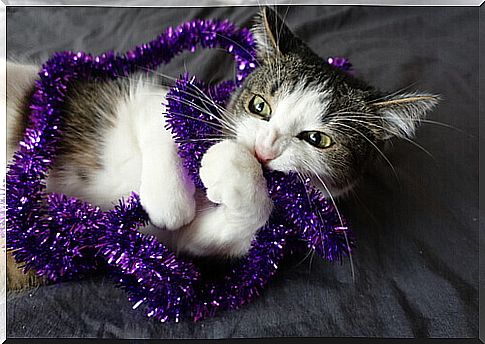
left=6, top=18, right=354, bottom=322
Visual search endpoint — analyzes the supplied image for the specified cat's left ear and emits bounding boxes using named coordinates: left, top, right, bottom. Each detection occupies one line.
left=370, top=92, right=440, bottom=140
left=251, top=6, right=303, bottom=62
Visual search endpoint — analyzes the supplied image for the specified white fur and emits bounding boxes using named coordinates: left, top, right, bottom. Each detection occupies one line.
left=236, top=80, right=335, bottom=179
left=250, top=11, right=276, bottom=61
left=175, top=140, right=272, bottom=257
left=46, top=78, right=198, bottom=231
left=4, top=61, right=39, bottom=161
left=6, top=62, right=272, bottom=257
left=378, top=92, right=439, bottom=139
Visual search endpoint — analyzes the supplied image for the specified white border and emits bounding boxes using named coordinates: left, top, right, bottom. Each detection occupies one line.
left=0, top=1, right=481, bottom=343
left=1, top=0, right=485, bottom=6
left=0, top=1, right=5, bottom=343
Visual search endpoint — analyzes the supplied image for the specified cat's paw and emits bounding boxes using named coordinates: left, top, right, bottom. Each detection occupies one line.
left=200, top=140, right=268, bottom=209
left=140, top=178, right=196, bottom=231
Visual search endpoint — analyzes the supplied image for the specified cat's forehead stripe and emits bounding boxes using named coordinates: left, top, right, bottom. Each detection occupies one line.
left=270, top=80, right=280, bottom=96
left=267, top=79, right=333, bottom=135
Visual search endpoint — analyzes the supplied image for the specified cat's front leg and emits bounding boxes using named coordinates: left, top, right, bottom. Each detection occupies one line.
left=176, top=140, right=273, bottom=257
left=137, top=98, right=196, bottom=231
left=139, top=141, right=196, bottom=231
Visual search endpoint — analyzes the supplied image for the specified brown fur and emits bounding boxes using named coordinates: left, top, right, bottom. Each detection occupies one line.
left=48, top=79, right=126, bottom=184
left=4, top=7, right=438, bottom=293
left=7, top=252, right=46, bottom=292
left=6, top=64, right=45, bottom=291
left=6, top=66, right=130, bottom=291
left=7, top=84, right=33, bottom=150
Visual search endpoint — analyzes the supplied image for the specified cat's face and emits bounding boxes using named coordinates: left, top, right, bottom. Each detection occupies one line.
left=225, top=7, right=438, bottom=197
left=228, top=52, right=375, bottom=196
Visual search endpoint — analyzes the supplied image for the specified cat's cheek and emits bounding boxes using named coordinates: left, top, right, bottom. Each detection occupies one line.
left=265, top=146, right=299, bottom=173
left=234, top=117, right=266, bottom=153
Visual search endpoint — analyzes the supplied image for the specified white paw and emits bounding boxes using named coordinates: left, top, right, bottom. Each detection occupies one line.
left=140, top=176, right=196, bottom=231
left=199, top=140, right=267, bottom=209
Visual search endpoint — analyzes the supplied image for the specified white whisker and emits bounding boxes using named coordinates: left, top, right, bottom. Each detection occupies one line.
left=165, top=95, right=235, bottom=131
left=302, top=161, right=356, bottom=283
left=332, top=121, right=401, bottom=186
left=333, top=117, right=436, bottom=161
left=165, top=110, right=235, bottom=134
left=177, top=138, right=224, bottom=143
left=201, top=31, right=261, bottom=68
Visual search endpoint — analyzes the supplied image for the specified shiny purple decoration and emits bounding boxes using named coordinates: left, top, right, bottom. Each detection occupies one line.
left=6, top=18, right=354, bottom=322
left=327, top=56, right=353, bottom=73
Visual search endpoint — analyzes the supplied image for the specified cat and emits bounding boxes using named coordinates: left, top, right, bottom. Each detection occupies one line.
left=5, top=7, right=439, bottom=290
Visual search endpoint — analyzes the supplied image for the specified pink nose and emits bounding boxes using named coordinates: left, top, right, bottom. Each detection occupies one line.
left=255, top=149, right=275, bottom=164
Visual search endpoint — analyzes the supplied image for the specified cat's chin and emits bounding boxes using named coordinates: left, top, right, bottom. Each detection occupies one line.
left=244, top=144, right=355, bottom=199
left=263, top=163, right=356, bottom=199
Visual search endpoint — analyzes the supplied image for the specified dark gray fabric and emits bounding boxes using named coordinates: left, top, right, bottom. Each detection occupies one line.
left=6, top=6, right=479, bottom=338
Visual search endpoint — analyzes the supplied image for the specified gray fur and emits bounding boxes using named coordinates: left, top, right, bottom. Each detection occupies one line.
left=11, top=7, right=439, bottom=198
left=6, top=6, right=440, bottom=292
left=55, top=79, right=127, bottom=177
left=226, top=7, right=439, bottom=193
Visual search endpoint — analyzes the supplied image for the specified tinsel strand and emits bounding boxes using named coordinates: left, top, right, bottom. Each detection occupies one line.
left=6, top=18, right=354, bottom=322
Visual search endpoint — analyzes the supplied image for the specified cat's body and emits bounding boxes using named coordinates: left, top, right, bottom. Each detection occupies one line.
left=6, top=7, right=439, bottom=290
left=7, top=69, right=273, bottom=257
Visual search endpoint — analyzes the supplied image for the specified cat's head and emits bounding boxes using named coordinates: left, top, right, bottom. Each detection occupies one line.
left=225, top=7, right=439, bottom=197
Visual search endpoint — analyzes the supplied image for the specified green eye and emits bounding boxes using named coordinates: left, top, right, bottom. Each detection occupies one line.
left=248, top=95, right=271, bottom=118
left=298, top=131, right=334, bottom=149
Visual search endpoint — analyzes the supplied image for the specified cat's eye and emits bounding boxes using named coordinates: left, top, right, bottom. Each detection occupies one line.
left=248, top=95, right=271, bottom=119
left=297, top=131, right=334, bottom=149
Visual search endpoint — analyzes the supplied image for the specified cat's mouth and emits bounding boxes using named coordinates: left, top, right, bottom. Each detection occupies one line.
left=249, top=144, right=354, bottom=198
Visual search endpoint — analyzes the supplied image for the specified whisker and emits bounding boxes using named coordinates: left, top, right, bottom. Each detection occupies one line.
left=177, top=138, right=224, bottom=143
left=167, top=84, right=235, bottom=122
left=201, top=31, right=261, bottom=68
left=165, top=95, right=235, bottom=130
left=188, top=82, right=237, bottom=121
left=302, top=161, right=356, bottom=283
left=134, top=65, right=239, bottom=122
left=115, top=67, right=239, bottom=129
left=333, top=117, right=436, bottom=161
left=164, top=110, right=234, bottom=134
left=332, top=121, right=401, bottom=186
left=174, top=79, right=240, bottom=132
left=277, top=5, right=291, bottom=47
left=205, top=86, right=239, bottom=128
left=121, top=66, right=229, bottom=115
left=255, top=0, right=272, bottom=63
left=296, top=171, right=324, bottom=274
left=329, top=111, right=466, bottom=135
left=324, top=82, right=423, bottom=119
left=366, top=81, right=421, bottom=103
left=164, top=84, right=242, bottom=140
left=135, top=65, right=180, bottom=83
left=113, top=72, right=173, bottom=89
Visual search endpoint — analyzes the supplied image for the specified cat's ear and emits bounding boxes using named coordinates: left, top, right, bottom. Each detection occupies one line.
left=370, top=92, right=440, bottom=140
left=251, top=6, right=303, bottom=62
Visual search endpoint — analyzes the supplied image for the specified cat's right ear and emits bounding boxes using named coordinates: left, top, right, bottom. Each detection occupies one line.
left=370, top=92, right=440, bottom=140
left=251, top=6, right=303, bottom=63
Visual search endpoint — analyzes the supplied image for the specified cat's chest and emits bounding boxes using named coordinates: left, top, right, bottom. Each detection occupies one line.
left=49, top=82, right=172, bottom=209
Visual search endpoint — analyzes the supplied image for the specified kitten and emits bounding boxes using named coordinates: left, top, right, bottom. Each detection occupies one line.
left=5, top=7, right=438, bottom=289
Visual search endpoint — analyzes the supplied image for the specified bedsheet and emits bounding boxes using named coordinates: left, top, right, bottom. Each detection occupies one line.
left=5, top=5, right=479, bottom=338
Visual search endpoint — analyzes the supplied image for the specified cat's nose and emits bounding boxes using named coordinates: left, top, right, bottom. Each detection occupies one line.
left=255, top=148, right=276, bottom=164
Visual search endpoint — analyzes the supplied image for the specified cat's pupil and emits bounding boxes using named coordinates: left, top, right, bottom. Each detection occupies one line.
left=297, top=131, right=333, bottom=148
left=309, top=132, right=321, bottom=144
left=248, top=95, right=271, bottom=118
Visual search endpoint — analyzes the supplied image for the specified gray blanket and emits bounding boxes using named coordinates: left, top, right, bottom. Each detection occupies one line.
left=6, top=5, right=479, bottom=338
